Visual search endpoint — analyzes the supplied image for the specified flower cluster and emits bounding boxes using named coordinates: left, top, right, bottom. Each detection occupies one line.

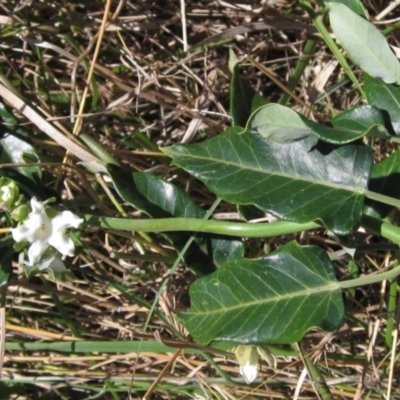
left=11, top=197, right=83, bottom=268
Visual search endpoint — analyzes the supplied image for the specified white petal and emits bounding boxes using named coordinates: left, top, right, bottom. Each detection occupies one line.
left=28, top=240, right=49, bottom=266
left=52, top=211, right=83, bottom=231
left=30, top=197, right=44, bottom=213
left=12, top=224, right=35, bottom=243
left=13, top=198, right=52, bottom=243
left=240, top=360, right=259, bottom=384
left=48, top=231, right=75, bottom=257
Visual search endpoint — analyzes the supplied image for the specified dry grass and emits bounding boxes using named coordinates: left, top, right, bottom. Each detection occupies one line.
left=0, top=0, right=399, bottom=399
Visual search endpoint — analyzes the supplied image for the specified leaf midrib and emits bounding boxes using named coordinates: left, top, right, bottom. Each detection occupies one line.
left=190, top=281, right=340, bottom=316
left=174, top=150, right=366, bottom=194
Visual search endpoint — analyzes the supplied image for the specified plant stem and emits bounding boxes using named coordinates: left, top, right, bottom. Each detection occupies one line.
left=300, top=0, right=365, bottom=98
left=338, top=263, right=400, bottom=289
left=85, top=215, right=321, bottom=237
left=385, top=272, right=398, bottom=348
left=364, top=190, right=400, bottom=209
left=362, top=214, right=400, bottom=245
left=279, top=37, right=318, bottom=106
left=295, top=342, right=333, bottom=400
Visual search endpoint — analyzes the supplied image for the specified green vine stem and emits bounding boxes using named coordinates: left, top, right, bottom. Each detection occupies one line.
left=85, top=212, right=400, bottom=288
left=299, top=0, right=365, bottom=98
left=85, top=215, right=320, bottom=237
left=338, top=264, right=400, bottom=289
left=362, top=215, right=400, bottom=245
left=295, top=342, right=334, bottom=400
left=86, top=213, right=400, bottom=245
left=364, top=190, right=400, bottom=210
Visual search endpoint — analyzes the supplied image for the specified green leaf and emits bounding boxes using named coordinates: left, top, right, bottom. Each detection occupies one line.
left=107, top=166, right=244, bottom=273
left=364, top=150, right=400, bottom=219
left=364, top=74, right=400, bottom=134
left=247, top=104, right=311, bottom=143
left=329, top=105, right=388, bottom=139
left=247, top=103, right=380, bottom=145
left=179, top=241, right=344, bottom=345
left=163, top=127, right=373, bottom=235
left=327, top=3, right=400, bottom=84
left=324, top=0, right=368, bottom=18
left=229, top=49, right=268, bottom=127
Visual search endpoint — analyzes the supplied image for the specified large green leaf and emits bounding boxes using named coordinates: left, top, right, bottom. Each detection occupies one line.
left=364, top=74, right=400, bottom=134
left=327, top=3, right=400, bottom=84
left=364, top=151, right=400, bottom=219
left=107, top=166, right=244, bottom=273
left=163, top=127, right=373, bottom=235
left=179, top=241, right=344, bottom=345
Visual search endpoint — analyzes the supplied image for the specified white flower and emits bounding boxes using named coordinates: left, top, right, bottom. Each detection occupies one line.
left=234, top=345, right=277, bottom=384
left=240, top=358, right=259, bottom=384
left=235, top=345, right=259, bottom=384
left=11, top=197, right=83, bottom=266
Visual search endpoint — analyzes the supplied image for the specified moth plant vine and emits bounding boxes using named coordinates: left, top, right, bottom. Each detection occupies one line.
left=1, top=0, right=400, bottom=387
left=92, top=1, right=400, bottom=347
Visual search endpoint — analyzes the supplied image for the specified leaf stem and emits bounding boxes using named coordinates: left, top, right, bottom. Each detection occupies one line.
left=364, top=190, right=400, bottom=209
left=338, top=264, right=400, bottom=289
left=85, top=215, right=321, bottom=237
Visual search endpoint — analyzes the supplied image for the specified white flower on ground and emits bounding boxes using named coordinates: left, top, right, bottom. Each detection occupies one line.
left=235, top=345, right=259, bottom=384
left=234, top=345, right=277, bottom=384
left=11, top=197, right=83, bottom=266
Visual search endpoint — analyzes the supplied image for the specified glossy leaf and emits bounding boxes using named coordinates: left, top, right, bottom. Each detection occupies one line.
left=179, top=241, right=344, bottom=345
left=327, top=3, right=400, bottom=84
left=329, top=105, right=388, bottom=139
left=229, top=49, right=268, bottom=127
left=364, top=151, right=400, bottom=219
left=364, top=74, right=400, bottom=134
left=108, top=166, right=244, bottom=273
left=163, top=127, right=373, bottom=235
